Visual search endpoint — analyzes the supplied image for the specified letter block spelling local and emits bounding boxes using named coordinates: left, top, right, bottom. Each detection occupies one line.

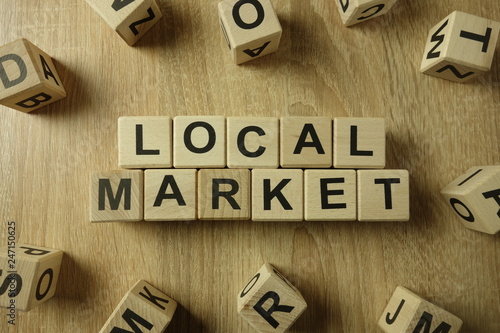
left=0, top=38, right=66, bottom=112
left=378, top=286, right=462, bottom=333
left=86, top=0, right=162, bottom=46
left=99, top=280, right=177, bottom=333
left=0, top=244, right=63, bottom=311
left=441, top=165, right=500, bottom=235
left=218, top=0, right=282, bottom=65
left=421, top=11, right=500, bottom=83
left=335, top=0, right=399, bottom=27
left=238, top=263, right=307, bottom=333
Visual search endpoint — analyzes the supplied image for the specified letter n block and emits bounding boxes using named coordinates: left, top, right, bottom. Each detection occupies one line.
left=99, top=280, right=177, bottom=333
left=441, top=165, right=500, bottom=235
left=335, top=0, right=399, bottom=27
left=0, top=244, right=63, bottom=311
left=238, top=263, right=307, bottom=333
left=378, top=286, right=462, bottom=333
left=0, top=38, right=66, bottom=112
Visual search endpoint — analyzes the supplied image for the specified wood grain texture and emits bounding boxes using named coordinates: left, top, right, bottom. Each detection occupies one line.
left=0, top=0, right=499, bottom=332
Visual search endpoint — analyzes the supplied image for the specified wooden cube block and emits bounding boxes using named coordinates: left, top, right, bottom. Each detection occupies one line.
left=227, top=117, right=279, bottom=169
left=0, top=244, right=63, bottom=311
left=304, top=169, right=357, bottom=221
left=280, top=117, right=332, bottom=168
left=99, top=280, right=177, bottom=333
left=238, top=263, right=307, bottom=333
left=198, top=169, right=250, bottom=220
left=90, top=170, right=144, bottom=222
left=173, top=116, right=226, bottom=168
left=118, top=116, right=172, bottom=169
left=333, top=117, right=385, bottom=169
left=357, top=169, right=409, bottom=221
left=421, top=11, right=500, bottom=83
left=441, top=165, right=500, bottom=235
left=335, top=0, right=399, bottom=27
left=218, top=0, right=282, bottom=65
left=252, top=169, right=303, bottom=222
left=86, top=0, right=162, bottom=46
left=144, top=169, right=197, bottom=221
left=378, top=286, right=463, bottom=333
left=0, top=38, right=66, bottom=112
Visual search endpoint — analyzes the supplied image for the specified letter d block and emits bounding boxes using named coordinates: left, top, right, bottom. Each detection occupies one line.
left=0, top=244, right=63, bottom=311
left=99, top=280, right=177, bottom=333
left=0, top=38, right=66, bottom=112
left=335, top=0, right=399, bottom=27
left=238, top=263, right=307, bottom=333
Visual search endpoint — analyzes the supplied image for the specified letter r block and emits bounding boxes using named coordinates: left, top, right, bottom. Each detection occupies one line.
left=238, top=263, right=307, bottom=333
left=335, top=0, right=399, bottom=27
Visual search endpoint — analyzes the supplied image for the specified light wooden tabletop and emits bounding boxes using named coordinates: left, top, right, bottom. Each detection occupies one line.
left=0, top=0, right=499, bottom=332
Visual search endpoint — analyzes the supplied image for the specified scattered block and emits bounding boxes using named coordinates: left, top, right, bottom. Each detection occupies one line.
left=218, top=0, right=282, bottom=64
left=280, top=117, right=332, bottom=168
left=0, top=244, right=63, bottom=311
left=378, top=286, right=463, bottom=333
left=441, top=165, right=500, bottom=235
left=421, top=11, right=500, bottom=83
left=90, top=170, right=144, bottom=222
left=335, top=0, right=399, bottom=27
left=144, top=169, right=197, bottom=221
left=227, top=117, right=279, bottom=169
left=99, top=280, right=177, bottom=333
left=333, top=117, right=385, bottom=169
left=86, top=0, right=162, bottom=46
left=0, top=38, right=66, bottom=112
left=238, top=263, right=307, bottom=333
left=357, top=169, right=409, bottom=221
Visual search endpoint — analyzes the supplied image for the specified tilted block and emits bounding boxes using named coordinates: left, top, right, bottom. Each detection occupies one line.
left=86, top=0, right=162, bottom=46
left=0, top=244, right=63, bottom=311
left=335, top=0, right=399, bottom=27
left=238, top=263, right=307, bottom=333
left=441, top=165, right=500, bottom=235
left=378, top=286, right=462, bottom=333
left=0, top=38, right=66, bottom=112
left=99, top=280, right=177, bottom=333
left=421, top=11, right=500, bottom=83
left=218, top=0, right=282, bottom=64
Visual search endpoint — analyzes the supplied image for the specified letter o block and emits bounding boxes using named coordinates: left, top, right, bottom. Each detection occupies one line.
left=0, top=39, right=66, bottom=112
left=335, top=0, right=399, bottom=27
left=0, top=244, right=63, bottom=311
left=238, top=263, right=307, bottom=333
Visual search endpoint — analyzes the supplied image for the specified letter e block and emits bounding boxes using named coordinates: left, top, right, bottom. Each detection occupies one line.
left=335, top=0, right=399, bottom=27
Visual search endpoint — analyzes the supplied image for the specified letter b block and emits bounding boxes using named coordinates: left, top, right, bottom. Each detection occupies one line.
left=335, top=0, right=399, bottom=27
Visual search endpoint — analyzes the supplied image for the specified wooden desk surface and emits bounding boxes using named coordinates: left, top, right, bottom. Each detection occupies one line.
left=1, top=0, right=499, bottom=332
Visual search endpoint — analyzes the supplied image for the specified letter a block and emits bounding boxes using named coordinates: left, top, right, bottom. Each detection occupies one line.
left=0, top=244, right=63, bottom=311
left=218, top=0, right=282, bottom=64
left=0, top=38, right=66, bottom=112
left=421, top=11, right=500, bottom=83
left=99, top=280, right=177, bottom=333
left=335, top=0, right=399, bottom=27
left=441, top=165, right=500, bottom=235
left=378, top=286, right=462, bottom=333
left=238, top=263, right=307, bottom=333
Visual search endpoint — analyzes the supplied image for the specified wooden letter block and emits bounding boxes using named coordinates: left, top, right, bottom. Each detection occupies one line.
left=0, top=244, right=63, bottom=311
left=421, top=11, right=500, bottom=83
left=441, top=165, right=500, bottom=235
left=335, top=0, right=399, bottom=27
left=198, top=169, right=250, bottom=220
left=173, top=116, right=226, bottom=168
left=378, top=286, right=462, bottom=333
left=86, top=0, right=162, bottom=46
left=238, top=263, right=307, bottom=333
left=280, top=117, right=332, bottom=168
left=90, top=170, right=144, bottom=222
left=333, top=117, right=385, bottom=169
left=304, top=169, right=356, bottom=221
left=99, top=280, right=177, bottom=333
left=118, top=116, right=172, bottom=169
left=227, top=117, right=279, bottom=169
left=145, top=169, right=197, bottom=221
left=218, top=0, right=282, bottom=65
left=357, top=169, right=409, bottom=221
left=252, top=169, right=303, bottom=222
left=0, top=38, right=66, bottom=112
